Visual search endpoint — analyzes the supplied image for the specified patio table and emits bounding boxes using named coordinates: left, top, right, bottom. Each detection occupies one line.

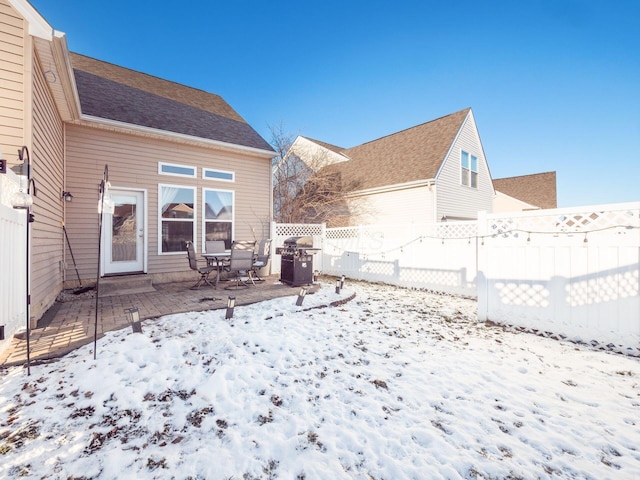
left=203, top=252, right=231, bottom=288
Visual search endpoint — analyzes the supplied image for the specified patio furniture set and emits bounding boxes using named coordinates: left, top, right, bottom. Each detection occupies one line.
left=186, top=239, right=272, bottom=290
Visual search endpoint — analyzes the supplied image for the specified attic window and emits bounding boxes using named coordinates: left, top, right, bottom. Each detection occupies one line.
left=203, top=168, right=234, bottom=182
left=159, top=162, right=196, bottom=178
left=461, top=151, right=478, bottom=188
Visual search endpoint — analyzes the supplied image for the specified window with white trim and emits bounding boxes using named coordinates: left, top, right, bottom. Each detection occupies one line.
left=461, top=151, right=478, bottom=188
left=158, top=162, right=196, bottom=178
left=159, top=184, right=196, bottom=253
left=203, top=168, right=234, bottom=182
left=203, top=188, right=234, bottom=249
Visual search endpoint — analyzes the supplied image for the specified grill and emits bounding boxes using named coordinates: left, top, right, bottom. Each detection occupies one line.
left=276, top=236, right=319, bottom=287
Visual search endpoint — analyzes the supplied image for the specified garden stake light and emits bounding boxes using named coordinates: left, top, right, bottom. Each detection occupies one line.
left=226, top=295, right=236, bottom=319
left=94, top=165, right=114, bottom=360
left=335, top=279, right=341, bottom=294
left=296, top=286, right=307, bottom=306
left=125, top=307, right=142, bottom=333
left=12, top=146, right=36, bottom=376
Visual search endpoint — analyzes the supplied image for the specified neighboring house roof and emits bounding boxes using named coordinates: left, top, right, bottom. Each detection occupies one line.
left=300, top=137, right=346, bottom=155
left=492, top=171, right=557, bottom=209
left=325, top=108, right=470, bottom=191
left=70, top=53, right=274, bottom=152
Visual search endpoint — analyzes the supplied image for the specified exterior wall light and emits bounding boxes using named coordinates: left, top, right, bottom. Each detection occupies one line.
left=62, top=191, right=73, bottom=202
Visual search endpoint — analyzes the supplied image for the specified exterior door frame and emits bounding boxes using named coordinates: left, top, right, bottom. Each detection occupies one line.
left=101, top=187, right=148, bottom=275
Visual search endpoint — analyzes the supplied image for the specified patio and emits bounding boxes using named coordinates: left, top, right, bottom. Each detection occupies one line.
left=0, top=275, right=329, bottom=368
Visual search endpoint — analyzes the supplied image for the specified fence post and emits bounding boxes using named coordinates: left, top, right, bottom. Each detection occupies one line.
left=476, top=210, right=488, bottom=321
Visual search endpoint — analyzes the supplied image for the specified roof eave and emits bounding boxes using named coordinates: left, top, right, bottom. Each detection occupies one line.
left=348, top=178, right=436, bottom=197
left=9, top=0, right=53, bottom=40
left=78, top=115, right=276, bottom=158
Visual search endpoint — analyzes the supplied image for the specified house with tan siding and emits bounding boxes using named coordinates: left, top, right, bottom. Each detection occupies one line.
left=0, top=0, right=274, bottom=346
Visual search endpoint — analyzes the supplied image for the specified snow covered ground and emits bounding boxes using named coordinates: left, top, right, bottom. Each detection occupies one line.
left=1, top=281, right=639, bottom=480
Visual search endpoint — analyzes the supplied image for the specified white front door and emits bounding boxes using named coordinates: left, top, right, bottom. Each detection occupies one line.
left=103, top=189, right=146, bottom=275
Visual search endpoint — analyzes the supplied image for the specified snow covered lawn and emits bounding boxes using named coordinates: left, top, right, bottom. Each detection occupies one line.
left=1, top=281, right=639, bottom=479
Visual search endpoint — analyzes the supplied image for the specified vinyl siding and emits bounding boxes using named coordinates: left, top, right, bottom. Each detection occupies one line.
left=31, top=53, right=64, bottom=319
left=354, top=185, right=435, bottom=225
left=435, top=111, right=493, bottom=220
left=64, top=125, right=271, bottom=282
left=0, top=0, right=24, bottom=159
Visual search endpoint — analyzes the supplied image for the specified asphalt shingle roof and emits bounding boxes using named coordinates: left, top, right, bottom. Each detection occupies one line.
left=330, top=108, right=470, bottom=190
left=492, top=171, right=557, bottom=209
left=71, top=53, right=273, bottom=152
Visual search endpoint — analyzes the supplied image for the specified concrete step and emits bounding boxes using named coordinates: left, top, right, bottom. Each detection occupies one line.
left=99, top=274, right=156, bottom=297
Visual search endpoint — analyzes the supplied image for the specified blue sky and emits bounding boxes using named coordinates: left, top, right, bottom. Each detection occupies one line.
left=30, top=0, right=639, bottom=208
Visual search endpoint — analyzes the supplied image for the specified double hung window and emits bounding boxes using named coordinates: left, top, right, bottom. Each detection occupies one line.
left=461, top=151, right=478, bottom=188
left=159, top=184, right=195, bottom=253
left=204, top=188, right=234, bottom=249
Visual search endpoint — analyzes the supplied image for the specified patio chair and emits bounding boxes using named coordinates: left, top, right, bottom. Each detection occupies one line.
left=205, top=240, right=227, bottom=254
left=223, top=241, right=256, bottom=290
left=186, top=241, right=216, bottom=289
left=249, top=238, right=272, bottom=284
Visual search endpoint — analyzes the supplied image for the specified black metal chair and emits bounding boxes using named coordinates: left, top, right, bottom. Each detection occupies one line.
left=223, top=241, right=256, bottom=290
left=249, top=238, right=272, bottom=284
left=186, top=241, right=216, bottom=289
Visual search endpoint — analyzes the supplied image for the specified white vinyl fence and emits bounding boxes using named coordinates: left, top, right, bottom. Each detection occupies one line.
left=477, top=203, right=640, bottom=351
left=273, top=201, right=640, bottom=352
left=0, top=170, right=27, bottom=353
left=322, top=222, right=478, bottom=296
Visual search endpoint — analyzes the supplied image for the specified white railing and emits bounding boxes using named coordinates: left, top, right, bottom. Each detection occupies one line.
left=0, top=171, right=26, bottom=354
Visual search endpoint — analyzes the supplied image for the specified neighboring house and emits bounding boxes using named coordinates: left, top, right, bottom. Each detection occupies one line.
left=283, top=108, right=558, bottom=226
left=0, top=0, right=274, bottom=341
left=284, top=108, right=494, bottom=225
left=492, top=171, right=557, bottom=212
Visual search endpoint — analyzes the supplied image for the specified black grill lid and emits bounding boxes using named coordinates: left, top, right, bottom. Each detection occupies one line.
left=283, top=236, right=313, bottom=248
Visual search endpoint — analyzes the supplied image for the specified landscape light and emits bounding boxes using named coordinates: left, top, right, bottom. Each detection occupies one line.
left=125, top=307, right=142, bottom=333
left=226, top=295, right=236, bottom=319
left=296, top=286, right=307, bottom=306
left=335, top=278, right=341, bottom=294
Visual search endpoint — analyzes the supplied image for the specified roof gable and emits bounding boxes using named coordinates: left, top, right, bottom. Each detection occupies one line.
left=71, top=53, right=273, bottom=152
left=332, top=108, right=470, bottom=191
left=493, top=171, right=557, bottom=209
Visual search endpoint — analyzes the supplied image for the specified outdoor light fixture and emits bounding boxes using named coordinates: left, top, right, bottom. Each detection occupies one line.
left=125, top=307, right=142, bottom=333
left=226, top=295, right=236, bottom=319
left=62, top=190, right=73, bottom=202
left=12, top=146, right=36, bottom=375
left=340, top=275, right=345, bottom=289
left=296, top=286, right=307, bottom=306
left=313, top=270, right=318, bottom=283
left=94, top=164, right=111, bottom=360
left=0, top=325, right=5, bottom=341
left=0, top=150, right=6, bottom=174
left=335, top=278, right=341, bottom=294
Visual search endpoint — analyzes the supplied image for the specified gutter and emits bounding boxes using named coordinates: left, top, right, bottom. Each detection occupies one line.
left=347, top=178, right=436, bottom=197
left=78, top=115, right=276, bottom=158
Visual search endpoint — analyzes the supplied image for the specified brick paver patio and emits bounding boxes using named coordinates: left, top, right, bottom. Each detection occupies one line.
left=0, top=276, right=325, bottom=368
